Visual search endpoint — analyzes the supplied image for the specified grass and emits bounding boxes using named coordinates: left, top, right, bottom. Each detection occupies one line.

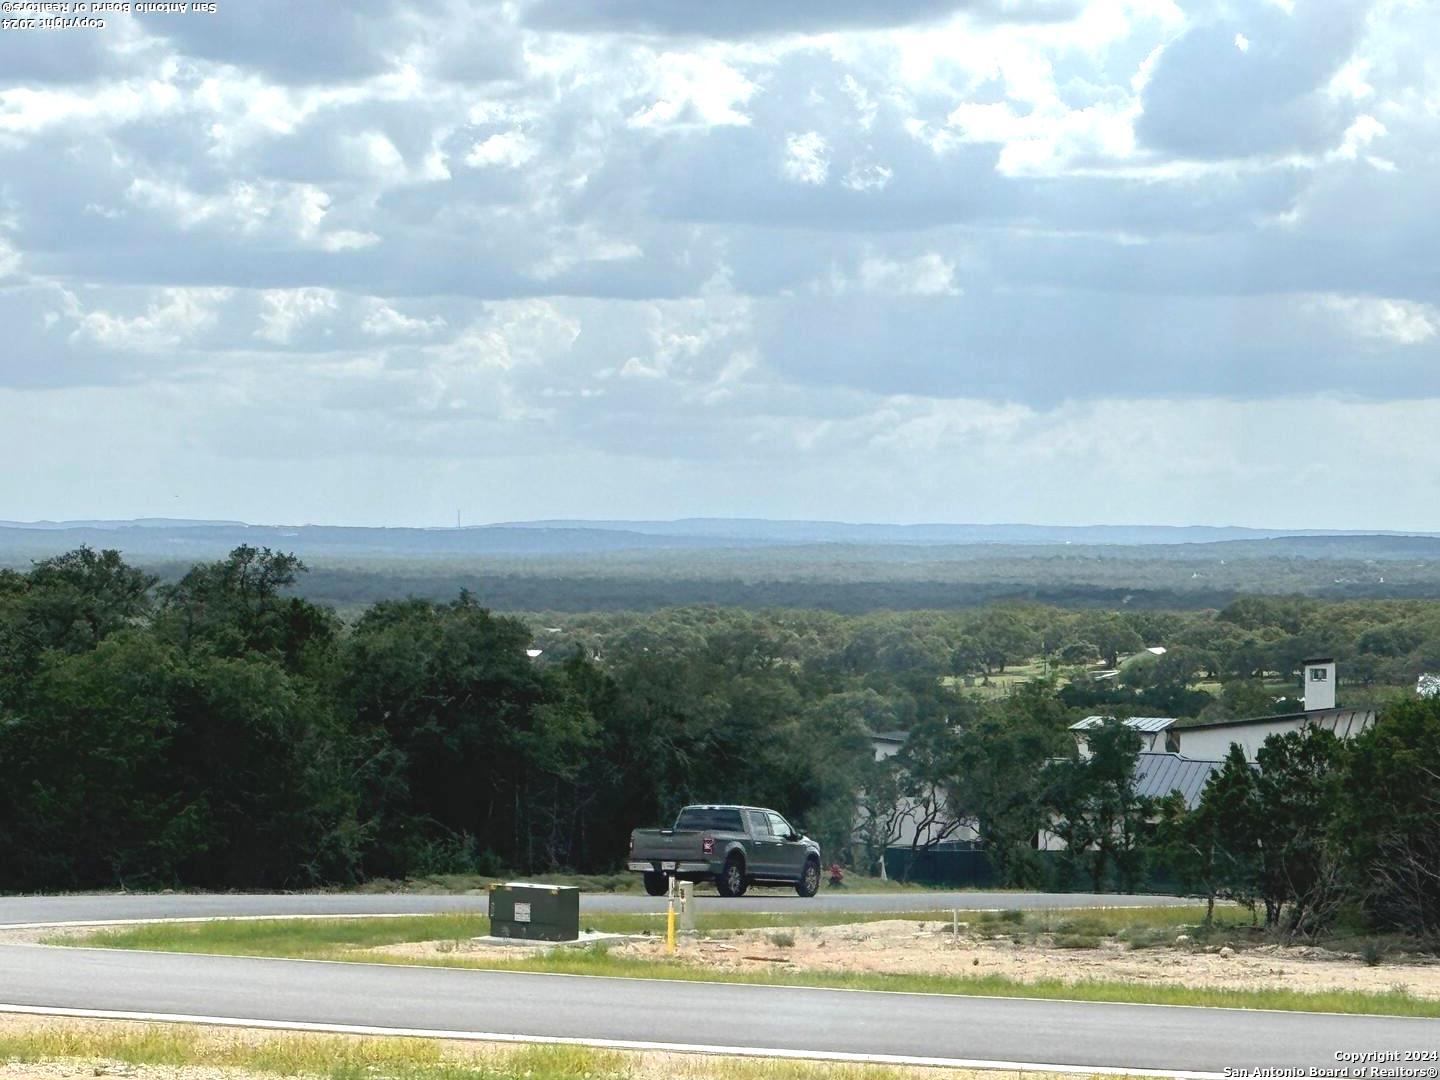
left=64, top=905, right=1231, bottom=956
left=61, top=907, right=1042, bottom=958
left=0, top=1016, right=1079, bottom=1080
left=54, top=907, right=1440, bottom=1019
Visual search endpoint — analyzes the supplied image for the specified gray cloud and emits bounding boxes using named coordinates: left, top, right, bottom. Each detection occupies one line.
left=132, top=0, right=426, bottom=84
left=1136, top=0, right=1370, bottom=159
left=522, top=0, right=1082, bottom=39
left=2, top=0, right=1439, bottom=526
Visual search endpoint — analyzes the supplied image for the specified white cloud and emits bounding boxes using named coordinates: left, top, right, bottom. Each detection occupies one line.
left=72, top=288, right=231, bottom=350
left=1317, top=295, right=1439, bottom=346
left=256, top=287, right=338, bottom=344
left=627, top=52, right=756, bottom=130
left=361, top=301, right=446, bottom=337
left=842, top=162, right=893, bottom=192
left=0, top=237, right=19, bottom=278
left=465, top=130, right=536, bottom=168
left=781, top=131, right=830, bottom=184
left=857, top=253, right=961, bottom=296
left=124, top=176, right=361, bottom=250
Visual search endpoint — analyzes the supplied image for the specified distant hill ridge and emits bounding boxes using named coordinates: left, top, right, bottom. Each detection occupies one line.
left=1, top=518, right=1438, bottom=573
left=4, top=516, right=1437, bottom=550
left=488, top=518, right=1440, bottom=545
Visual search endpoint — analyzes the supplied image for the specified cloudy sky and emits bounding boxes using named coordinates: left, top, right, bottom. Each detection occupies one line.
left=2, top=0, right=1438, bottom=529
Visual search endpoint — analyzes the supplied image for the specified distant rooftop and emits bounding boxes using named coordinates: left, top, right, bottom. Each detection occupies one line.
left=1133, top=752, right=1228, bottom=809
left=1070, top=716, right=1176, bottom=733
left=1175, top=707, right=1374, bottom=735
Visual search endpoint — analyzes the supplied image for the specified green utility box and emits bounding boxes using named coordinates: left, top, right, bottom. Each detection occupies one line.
left=487, top=882, right=580, bottom=942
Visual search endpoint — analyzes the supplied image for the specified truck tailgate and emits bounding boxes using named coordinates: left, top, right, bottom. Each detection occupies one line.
left=631, top=829, right=706, bottom=861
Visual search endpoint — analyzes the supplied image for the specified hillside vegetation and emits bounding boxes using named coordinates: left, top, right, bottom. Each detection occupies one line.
left=1, top=545, right=1437, bottom=947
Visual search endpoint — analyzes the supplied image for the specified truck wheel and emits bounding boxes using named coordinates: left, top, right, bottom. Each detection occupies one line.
left=715, top=854, right=748, bottom=897
left=795, top=857, right=821, bottom=898
left=642, top=871, right=669, bottom=897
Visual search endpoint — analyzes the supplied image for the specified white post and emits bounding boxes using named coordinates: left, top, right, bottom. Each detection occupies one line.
left=679, top=881, right=696, bottom=933
left=665, top=874, right=676, bottom=955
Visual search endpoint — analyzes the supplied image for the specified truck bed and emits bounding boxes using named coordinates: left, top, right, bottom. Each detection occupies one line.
left=629, top=828, right=709, bottom=863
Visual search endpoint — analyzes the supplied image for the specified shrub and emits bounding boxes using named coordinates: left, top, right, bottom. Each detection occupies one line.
left=1055, top=916, right=1108, bottom=937
left=1054, top=934, right=1102, bottom=949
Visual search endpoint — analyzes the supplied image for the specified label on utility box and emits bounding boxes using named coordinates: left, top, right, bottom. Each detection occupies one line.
left=513, top=902, right=531, bottom=923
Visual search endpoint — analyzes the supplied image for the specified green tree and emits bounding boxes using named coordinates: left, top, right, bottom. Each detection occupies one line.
left=1157, top=747, right=1263, bottom=923
left=1046, top=717, right=1151, bottom=891
left=22, top=547, right=155, bottom=655
left=1252, top=727, right=1348, bottom=933
left=969, top=609, right=1036, bottom=675
left=952, top=683, right=1068, bottom=886
left=1074, top=613, right=1143, bottom=668
left=0, top=633, right=199, bottom=889
left=157, top=546, right=338, bottom=676
left=346, top=595, right=549, bottom=875
left=1337, top=696, right=1440, bottom=939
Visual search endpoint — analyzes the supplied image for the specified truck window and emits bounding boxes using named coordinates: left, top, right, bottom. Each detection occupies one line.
left=766, top=811, right=792, bottom=838
left=674, top=807, right=743, bottom=831
left=746, top=810, right=771, bottom=836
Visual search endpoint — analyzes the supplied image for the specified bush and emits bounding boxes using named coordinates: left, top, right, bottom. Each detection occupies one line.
left=1055, top=915, right=1108, bottom=937
left=1054, top=934, right=1102, bottom=949
left=1122, top=927, right=1177, bottom=950
left=766, top=931, right=796, bottom=949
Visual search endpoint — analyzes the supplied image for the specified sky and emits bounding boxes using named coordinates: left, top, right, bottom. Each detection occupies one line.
left=2, top=0, right=1438, bottom=529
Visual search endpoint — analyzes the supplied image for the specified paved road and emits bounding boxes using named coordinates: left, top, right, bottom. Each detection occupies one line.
left=1, top=944, right=1435, bottom=1075
left=0, top=890, right=1194, bottom=927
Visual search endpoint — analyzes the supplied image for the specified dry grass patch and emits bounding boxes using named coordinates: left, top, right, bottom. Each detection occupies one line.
left=0, top=1015, right=1149, bottom=1080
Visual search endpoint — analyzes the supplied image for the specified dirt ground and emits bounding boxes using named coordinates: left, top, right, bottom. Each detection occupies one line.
left=370, top=919, right=1440, bottom=999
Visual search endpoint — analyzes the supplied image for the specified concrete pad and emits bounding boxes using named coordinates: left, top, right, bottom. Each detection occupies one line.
left=465, top=930, right=638, bottom=949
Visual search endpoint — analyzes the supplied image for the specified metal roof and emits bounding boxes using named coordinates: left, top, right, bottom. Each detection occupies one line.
left=1071, top=715, right=1176, bottom=733
left=1175, top=706, right=1375, bottom=735
left=1132, top=752, right=1225, bottom=809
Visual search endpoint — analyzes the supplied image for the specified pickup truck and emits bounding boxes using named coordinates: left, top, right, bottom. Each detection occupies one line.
left=628, top=804, right=822, bottom=898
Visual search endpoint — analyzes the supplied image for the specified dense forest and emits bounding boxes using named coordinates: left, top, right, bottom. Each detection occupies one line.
left=7, top=523, right=1440, bottom=616
left=1, top=544, right=1438, bottom=943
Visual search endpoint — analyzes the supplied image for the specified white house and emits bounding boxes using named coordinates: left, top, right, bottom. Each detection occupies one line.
left=1167, top=659, right=1374, bottom=762
left=1040, top=658, right=1375, bottom=850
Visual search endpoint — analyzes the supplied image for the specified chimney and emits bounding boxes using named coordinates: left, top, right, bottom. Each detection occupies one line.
left=1303, top=657, right=1336, bottom=711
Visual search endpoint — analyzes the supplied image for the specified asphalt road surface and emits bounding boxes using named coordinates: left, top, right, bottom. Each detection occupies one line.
left=1, top=943, right=1435, bottom=1075
left=0, top=890, right=1193, bottom=927
left=3, top=892, right=1437, bottom=1075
